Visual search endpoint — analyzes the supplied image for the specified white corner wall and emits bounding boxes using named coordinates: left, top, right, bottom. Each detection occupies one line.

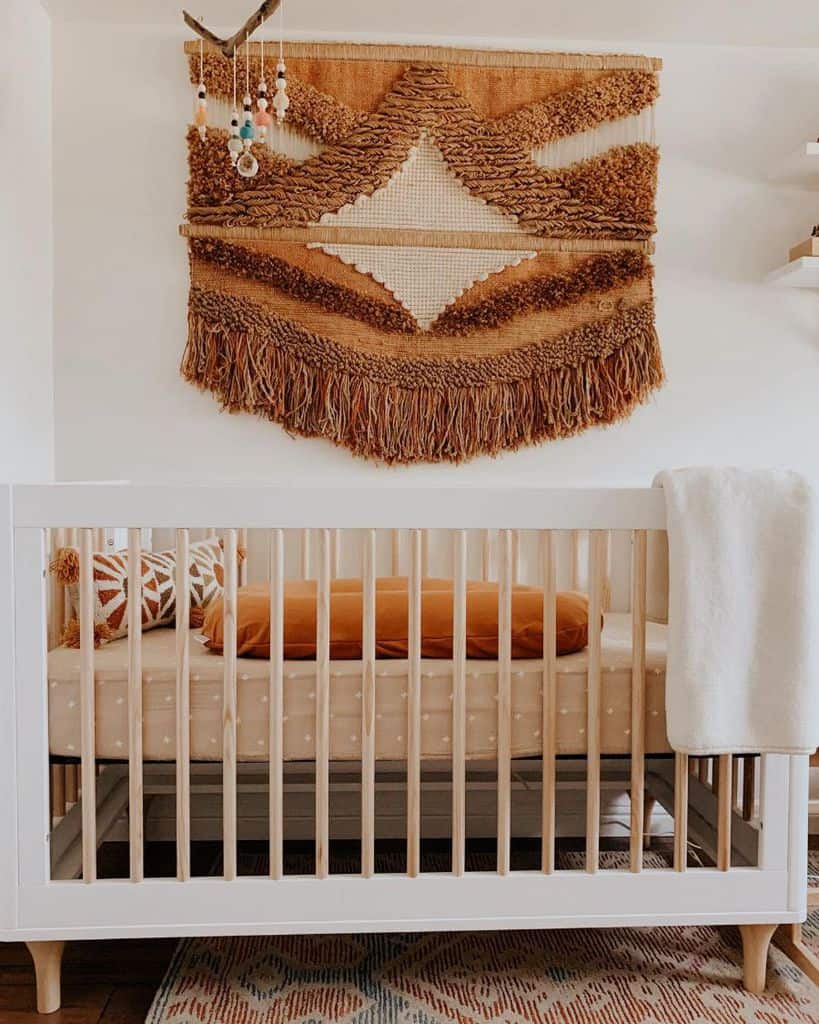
left=50, top=25, right=819, bottom=486
left=0, top=0, right=53, bottom=481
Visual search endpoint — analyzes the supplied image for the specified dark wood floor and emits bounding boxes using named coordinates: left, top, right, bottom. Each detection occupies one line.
left=0, top=938, right=177, bottom=1024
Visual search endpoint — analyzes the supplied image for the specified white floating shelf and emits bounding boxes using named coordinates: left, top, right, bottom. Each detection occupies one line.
left=766, top=256, right=819, bottom=288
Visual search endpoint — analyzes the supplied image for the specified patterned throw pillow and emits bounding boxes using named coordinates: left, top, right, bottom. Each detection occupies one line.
left=50, top=538, right=234, bottom=647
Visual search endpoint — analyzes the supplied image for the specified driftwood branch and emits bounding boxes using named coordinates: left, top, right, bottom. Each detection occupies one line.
left=183, top=0, right=282, bottom=59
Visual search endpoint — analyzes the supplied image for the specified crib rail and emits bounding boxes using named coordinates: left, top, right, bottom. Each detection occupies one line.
left=1, top=484, right=808, bottom=942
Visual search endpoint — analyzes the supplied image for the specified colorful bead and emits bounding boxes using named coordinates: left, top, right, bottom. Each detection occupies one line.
left=228, top=109, right=242, bottom=164
left=273, top=59, right=289, bottom=124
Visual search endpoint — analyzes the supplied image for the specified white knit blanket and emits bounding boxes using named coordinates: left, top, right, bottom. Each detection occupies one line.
left=655, top=467, right=819, bottom=754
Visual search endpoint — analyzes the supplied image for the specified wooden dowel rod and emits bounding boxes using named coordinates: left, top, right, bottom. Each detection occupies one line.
left=315, top=529, right=331, bottom=879
left=717, top=754, right=732, bottom=871
left=629, top=530, right=647, bottom=873
left=482, top=530, right=492, bottom=581
left=570, top=530, right=581, bottom=590
left=238, top=528, right=248, bottom=586
left=497, top=530, right=513, bottom=876
left=407, top=530, right=422, bottom=877
left=361, top=529, right=376, bottom=878
left=269, top=529, right=284, bottom=879
left=127, top=529, right=144, bottom=883
left=222, top=529, right=238, bottom=881
left=511, top=530, right=520, bottom=584
left=452, top=529, right=467, bottom=877
left=301, top=528, right=311, bottom=579
left=79, top=529, right=97, bottom=883
left=50, top=764, right=65, bottom=822
left=390, top=529, right=401, bottom=575
left=175, top=528, right=191, bottom=882
left=330, top=528, right=341, bottom=578
left=541, top=530, right=557, bottom=874
left=674, top=753, right=689, bottom=871
left=65, top=764, right=78, bottom=805
left=585, top=530, right=605, bottom=874
left=742, top=756, right=756, bottom=821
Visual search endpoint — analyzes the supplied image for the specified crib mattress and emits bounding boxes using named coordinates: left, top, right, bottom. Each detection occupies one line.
left=47, top=613, right=671, bottom=762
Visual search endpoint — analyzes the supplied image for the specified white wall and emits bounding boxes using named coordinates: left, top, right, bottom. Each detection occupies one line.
left=0, top=0, right=53, bottom=481
left=51, top=24, right=819, bottom=487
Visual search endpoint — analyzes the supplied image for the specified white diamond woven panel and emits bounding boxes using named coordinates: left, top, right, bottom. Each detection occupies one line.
left=317, top=132, right=530, bottom=235
left=313, top=243, right=536, bottom=331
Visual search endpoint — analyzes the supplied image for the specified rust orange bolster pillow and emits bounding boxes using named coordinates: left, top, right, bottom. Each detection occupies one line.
left=202, top=577, right=589, bottom=660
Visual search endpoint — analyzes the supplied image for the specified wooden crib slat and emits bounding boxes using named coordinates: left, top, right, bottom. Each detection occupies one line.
left=127, top=528, right=144, bottom=883
left=497, top=530, right=513, bottom=876
left=629, top=529, right=647, bottom=873
left=301, top=528, right=311, bottom=579
left=331, top=529, right=341, bottom=579
left=391, top=529, right=401, bottom=575
left=269, top=529, right=284, bottom=880
left=48, top=528, right=66, bottom=650
left=79, top=528, right=97, bottom=884
left=238, top=528, right=248, bottom=586
left=717, top=754, right=732, bottom=871
left=570, top=530, right=581, bottom=590
left=585, top=530, right=605, bottom=874
left=50, top=765, right=65, bottom=822
left=452, top=529, right=467, bottom=877
left=420, top=529, right=430, bottom=578
left=742, top=756, right=756, bottom=821
left=407, top=530, right=422, bottom=877
left=511, top=530, right=520, bottom=584
left=175, top=528, right=191, bottom=882
left=316, top=529, right=331, bottom=879
left=65, top=764, right=78, bottom=806
left=361, top=529, right=376, bottom=878
left=674, top=753, right=689, bottom=871
left=222, top=529, right=238, bottom=882
left=482, top=530, right=492, bottom=580
left=541, top=530, right=557, bottom=874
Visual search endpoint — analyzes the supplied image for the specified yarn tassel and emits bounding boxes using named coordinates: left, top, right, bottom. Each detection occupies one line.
left=181, top=304, right=664, bottom=465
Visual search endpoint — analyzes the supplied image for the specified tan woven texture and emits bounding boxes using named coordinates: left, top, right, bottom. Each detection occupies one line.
left=182, top=42, right=662, bottom=463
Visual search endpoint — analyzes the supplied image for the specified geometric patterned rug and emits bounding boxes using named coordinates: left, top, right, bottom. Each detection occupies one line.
left=147, top=845, right=819, bottom=1024
left=146, top=925, right=819, bottom=1024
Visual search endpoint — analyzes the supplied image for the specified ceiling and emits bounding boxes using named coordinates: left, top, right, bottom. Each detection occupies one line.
left=42, top=0, right=819, bottom=48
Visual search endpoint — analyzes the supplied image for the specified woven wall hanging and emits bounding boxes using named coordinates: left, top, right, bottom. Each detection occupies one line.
left=180, top=41, right=663, bottom=463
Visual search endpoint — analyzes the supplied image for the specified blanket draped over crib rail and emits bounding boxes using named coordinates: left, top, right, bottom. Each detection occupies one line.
left=180, top=42, right=664, bottom=463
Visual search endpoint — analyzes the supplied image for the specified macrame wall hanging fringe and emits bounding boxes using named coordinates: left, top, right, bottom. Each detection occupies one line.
left=180, top=39, right=663, bottom=464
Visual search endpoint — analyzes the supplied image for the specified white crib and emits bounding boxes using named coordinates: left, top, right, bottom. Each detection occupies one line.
left=0, top=483, right=809, bottom=1013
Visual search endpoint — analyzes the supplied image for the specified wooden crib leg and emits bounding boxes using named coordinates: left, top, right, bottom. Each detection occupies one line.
left=25, top=940, right=65, bottom=1014
left=738, top=924, right=776, bottom=994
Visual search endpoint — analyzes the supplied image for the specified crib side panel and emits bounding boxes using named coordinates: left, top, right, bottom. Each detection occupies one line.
left=4, top=483, right=803, bottom=943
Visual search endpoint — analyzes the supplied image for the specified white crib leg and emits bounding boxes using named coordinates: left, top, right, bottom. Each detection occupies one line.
left=26, top=940, right=65, bottom=1014
left=738, top=924, right=776, bottom=994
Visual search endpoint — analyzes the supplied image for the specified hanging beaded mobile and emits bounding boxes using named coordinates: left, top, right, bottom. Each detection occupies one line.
left=254, top=36, right=272, bottom=143
left=227, top=49, right=243, bottom=166
left=193, top=34, right=207, bottom=140
left=236, top=36, right=260, bottom=178
left=272, top=0, right=289, bottom=125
